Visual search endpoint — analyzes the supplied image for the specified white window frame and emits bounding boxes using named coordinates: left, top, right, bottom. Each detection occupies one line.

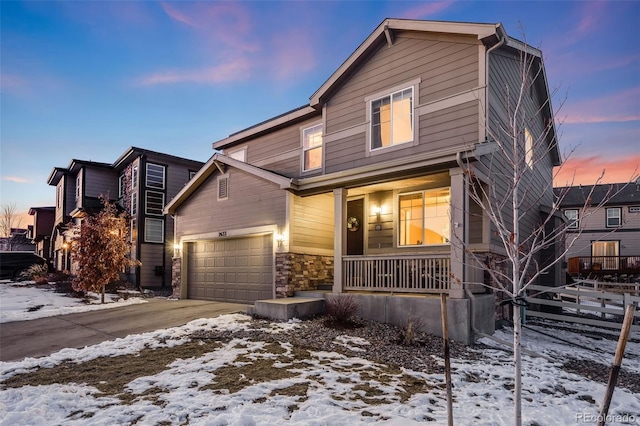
left=132, top=165, right=138, bottom=189
left=301, top=123, right=323, bottom=172
left=524, top=128, right=534, bottom=169
left=144, top=218, right=164, bottom=243
left=365, top=79, right=419, bottom=157
left=118, top=174, right=126, bottom=198
left=398, top=186, right=451, bottom=247
left=606, top=207, right=621, bottom=228
left=145, top=191, right=165, bottom=216
left=75, top=174, right=81, bottom=200
left=131, top=192, right=137, bottom=216
left=564, top=209, right=579, bottom=229
left=146, top=163, right=165, bottom=190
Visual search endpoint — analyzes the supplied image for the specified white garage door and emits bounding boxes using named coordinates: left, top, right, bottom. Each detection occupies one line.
left=187, top=234, right=273, bottom=303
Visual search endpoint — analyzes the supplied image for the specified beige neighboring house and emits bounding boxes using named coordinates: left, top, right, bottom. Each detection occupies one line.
left=47, top=147, right=204, bottom=290
left=165, top=19, right=561, bottom=342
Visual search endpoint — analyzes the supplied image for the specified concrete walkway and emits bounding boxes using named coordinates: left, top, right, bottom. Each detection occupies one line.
left=0, top=299, right=248, bottom=362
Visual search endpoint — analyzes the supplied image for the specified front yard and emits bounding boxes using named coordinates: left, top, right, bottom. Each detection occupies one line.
left=1, top=310, right=639, bottom=425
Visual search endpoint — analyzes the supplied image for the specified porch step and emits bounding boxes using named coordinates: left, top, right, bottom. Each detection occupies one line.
left=295, top=290, right=330, bottom=299
left=253, top=297, right=325, bottom=321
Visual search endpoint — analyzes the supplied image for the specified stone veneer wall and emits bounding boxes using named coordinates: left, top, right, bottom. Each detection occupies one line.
left=275, top=252, right=334, bottom=297
left=171, top=257, right=181, bottom=298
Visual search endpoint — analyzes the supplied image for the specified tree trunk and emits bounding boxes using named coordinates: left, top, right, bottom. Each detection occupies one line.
left=101, top=285, right=105, bottom=304
left=513, top=302, right=522, bottom=426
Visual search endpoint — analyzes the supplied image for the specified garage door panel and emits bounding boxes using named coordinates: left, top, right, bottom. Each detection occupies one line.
left=187, top=235, right=273, bottom=303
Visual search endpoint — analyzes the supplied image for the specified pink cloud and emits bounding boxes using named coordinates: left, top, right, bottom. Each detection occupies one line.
left=160, top=1, right=258, bottom=53
left=555, top=154, right=640, bottom=186
left=270, top=30, right=316, bottom=81
left=137, top=58, right=251, bottom=86
left=401, top=1, right=455, bottom=19
left=2, top=176, right=31, bottom=184
left=561, top=87, right=640, bottom=124
left=0, top=73, right=29, bottom=95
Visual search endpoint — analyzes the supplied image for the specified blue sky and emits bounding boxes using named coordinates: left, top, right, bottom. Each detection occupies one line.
left=1, top=1, right=639, bottom=223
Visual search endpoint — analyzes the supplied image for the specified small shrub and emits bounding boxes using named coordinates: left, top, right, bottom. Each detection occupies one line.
left=325, top=295, right=359, bottom=325
left=50, top=271, right=84, bottom=298
left=18, top=264, right=49, bottom=284
left=401, top=314, right=425, bottom=346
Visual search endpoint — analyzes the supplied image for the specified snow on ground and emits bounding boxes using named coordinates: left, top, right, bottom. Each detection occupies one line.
left=0, top=284, right=639, bottom=425
left=0, top=280, right=147, bottom=323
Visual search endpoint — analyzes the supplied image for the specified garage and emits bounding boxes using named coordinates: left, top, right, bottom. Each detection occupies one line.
left=187, top=234, right=273, bottom=303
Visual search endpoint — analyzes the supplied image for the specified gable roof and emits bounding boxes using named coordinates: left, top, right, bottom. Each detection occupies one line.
left=164, top=153, right=293, bottom=215
left=557, top=181, right=640, bottom=207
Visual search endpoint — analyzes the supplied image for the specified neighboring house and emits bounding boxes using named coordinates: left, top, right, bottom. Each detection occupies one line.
left=47, top=147, right=204, bottom=289
left=0, top=228, right=36, bottom=252
left=558, top=180, right=640, bottom=281
left=28, top=206, right=55, bottom=263
left=165, top=19, right=560, bottom=342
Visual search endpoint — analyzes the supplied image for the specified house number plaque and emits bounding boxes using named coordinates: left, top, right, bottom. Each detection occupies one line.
left=218, top=231, right=227, bottom=237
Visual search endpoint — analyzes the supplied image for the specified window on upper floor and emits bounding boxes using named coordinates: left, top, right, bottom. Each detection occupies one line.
left=302, top=123, right=323, bottom=172
left=370, top=87, right=413, bottom=151
left=75, top=175, right=81, bottom=199
left=564, top=209, right=579, bottom=229
left=145, top=218, right=164, bottom=243
left=146, top=163, right=165, bottom=190
left=118, top=174, right=126, bottom=198
left=56, top=185, right=62, bottom=209
left=524, top=128, right=534, bottom=169
left=146, top=191, right=165, bottom=216
left=398, top=187, right=450, bottom=247
left=132, top=165, right=138, bottom=189
left=131, top=192, right=137, bottom=216
left=606, top=207, right=621, bottom=228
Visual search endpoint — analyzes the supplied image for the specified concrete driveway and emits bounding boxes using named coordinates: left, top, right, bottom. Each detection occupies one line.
left=0, top=299, right=248, bottom=362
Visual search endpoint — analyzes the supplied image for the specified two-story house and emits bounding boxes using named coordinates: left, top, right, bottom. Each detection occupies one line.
left=559, top=179, right=640, bottom=281
left=47, top=147, right=204, bottom=289
left=164, top=19, right=560, bottom=342
left=28, top=206, right=55, bottom=263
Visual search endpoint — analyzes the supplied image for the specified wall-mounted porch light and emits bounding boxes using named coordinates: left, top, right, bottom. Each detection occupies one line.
left=173, top=242, right=182, bottom=257
left=373, top=206, right=382, bottom=221
left=275, top=233, right=285, bottom=247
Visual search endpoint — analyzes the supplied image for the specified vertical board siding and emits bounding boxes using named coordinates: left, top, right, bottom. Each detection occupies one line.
left=139, top=244, right=165, bottom=288
left=290, top=193, right=334, bottom=251
left=176, top=167, right=286, bottom=238
left=485, top=48, right=555, bottom=253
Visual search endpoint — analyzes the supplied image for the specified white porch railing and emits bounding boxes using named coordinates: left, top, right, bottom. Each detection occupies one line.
left=343, top=254, right=450, bottom=293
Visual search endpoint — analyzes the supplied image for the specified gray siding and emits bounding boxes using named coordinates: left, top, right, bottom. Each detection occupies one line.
left=290, top=193, right=334, bottom=252
left=484, top=47, right=555, bottom=253
left=323, top=32, right=481, bottom=174
left=139, top=243, right=166, bottom=288
left=84, top=167, right=118, bottom=199
left=176, top=167, right=287, bottom=238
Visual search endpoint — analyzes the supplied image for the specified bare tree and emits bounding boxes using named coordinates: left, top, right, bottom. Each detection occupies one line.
left=0, top=203, right=24, bottom=238
left=455, top=40, right=637, bottom=425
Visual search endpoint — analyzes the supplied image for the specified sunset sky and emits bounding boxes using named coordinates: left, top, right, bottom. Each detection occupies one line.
left=1, top=1, right=639, bottom=225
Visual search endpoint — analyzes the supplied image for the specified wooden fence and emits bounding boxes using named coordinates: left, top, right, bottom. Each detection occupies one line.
left=525, top=283, right=640, bottom=332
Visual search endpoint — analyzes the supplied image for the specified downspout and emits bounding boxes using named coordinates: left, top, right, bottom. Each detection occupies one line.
left=484, top=25, right=506, bottom=142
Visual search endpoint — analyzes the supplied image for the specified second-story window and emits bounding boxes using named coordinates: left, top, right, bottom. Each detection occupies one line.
left=564, top=209, right=579, bottom=229
left=302, top=124, right=323, bottom=172
left=132, top=165, right=138, bottom=189
left=524, top=128, right=534, bottom=169
left=370, top=87, right=413, bottom=150
left=146, top=191, right=165, bottom=216
left=118, top=174, right=126, bottom=198
left=606, top=207, right=621, bottom=228
left=75, top=175, right=81, bottom=199
left=146, top=163, right=165, bottom=189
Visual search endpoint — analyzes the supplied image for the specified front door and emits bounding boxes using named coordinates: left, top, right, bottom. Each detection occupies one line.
left=347, top=198, right=364, bottom=255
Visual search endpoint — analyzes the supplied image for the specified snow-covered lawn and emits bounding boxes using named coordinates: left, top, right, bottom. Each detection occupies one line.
left=0, top=280, right=147, bottom=323
left=0, top=284, right=639, bottom=425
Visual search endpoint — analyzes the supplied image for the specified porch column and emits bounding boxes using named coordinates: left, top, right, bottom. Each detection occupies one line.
left=449, top=168, right=466, bottom=299
left=333, top=188, right=347, bottom=293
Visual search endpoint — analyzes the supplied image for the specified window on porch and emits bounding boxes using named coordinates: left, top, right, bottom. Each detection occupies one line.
left=399, top=187, right=450, bottom=246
